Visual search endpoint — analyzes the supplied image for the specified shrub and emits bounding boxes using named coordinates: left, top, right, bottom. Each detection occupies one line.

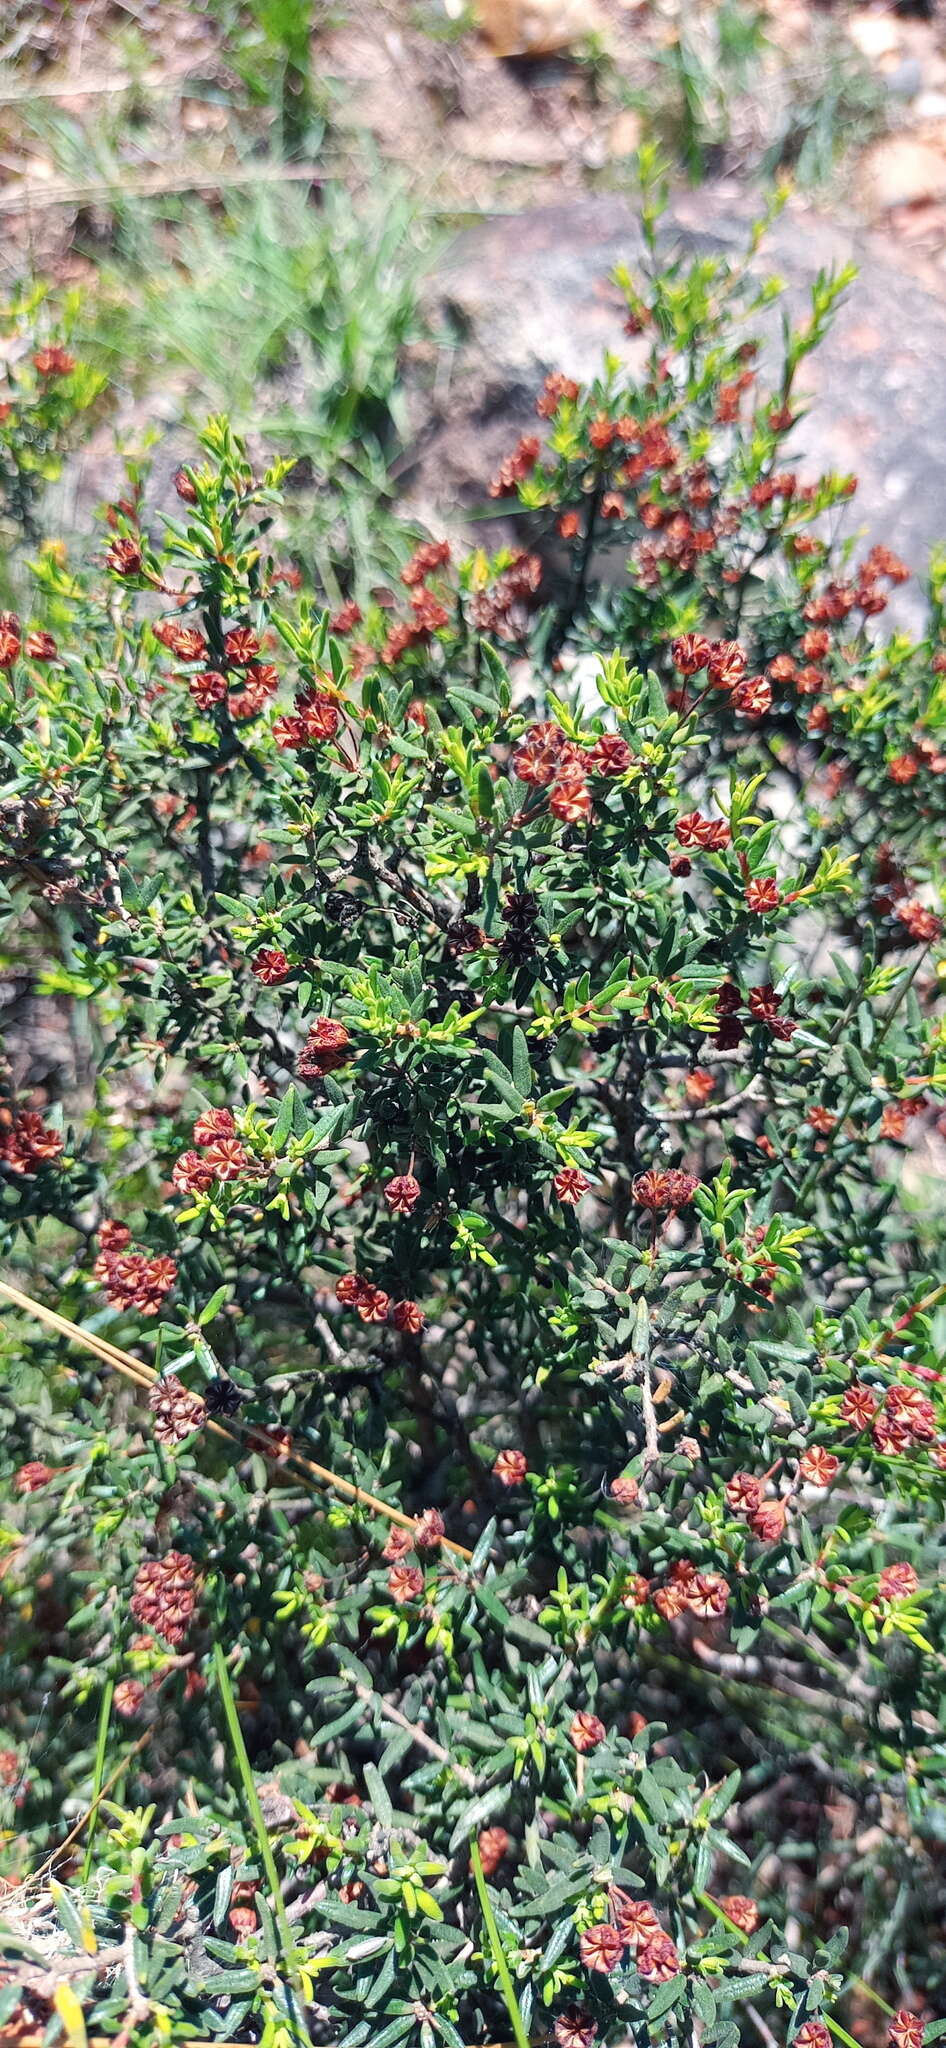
left=3, top=178, right=946, bottom=2048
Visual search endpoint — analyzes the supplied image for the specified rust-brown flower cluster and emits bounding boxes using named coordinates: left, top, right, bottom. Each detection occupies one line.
left=94, top=1221, right=177, bottom=1317
left=129, top=1550, right=197, bottom=1646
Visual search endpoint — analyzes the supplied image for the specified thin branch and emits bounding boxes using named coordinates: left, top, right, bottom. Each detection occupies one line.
left=27, top=1728, right=153, bottom=1886
left=0, top=1277, right=473, bottom=1561
left=348, top=1676, right=479, bottom=1789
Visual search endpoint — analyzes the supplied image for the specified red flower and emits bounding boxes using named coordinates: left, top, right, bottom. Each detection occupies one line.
left=99, top=1220, right=132, bottom=1253
left=97, top=1246, right=177, bottom=1317
left=512, top=721, right=564, bottom=787
left=579, top=1923, right=625, bottom=1973
left=888, top=753, right=920, bottom=784
left=171, top=1150, right=216, bottom=1195
left=335, top=1273, right=364, bottom=1306
left=402, top=539, right=451, bottom=586
left=297, top=1018, right=351, bottom=1079
left=637, top=1931, right=680, bottom=1982
left=14, top=1462, right=56, bottom=1495
left=707, top=640, right=746, bottom=688
left=558, top=511, right=581, bottom=540
left=670, top=633, right=712, bottom=675
left=330, top=599, right=363, bottom=633
left=356, top=1286, right=390, bottom=1324
left=610, top=1474, right=639, bottom=1505
left=383, top=1526, right=414, bottom=1562
left=33, top=345, right=76, bottom=377
left=384, top=1173, right=421, bottom=1216
left=537, top=371, right=580, bottom=417
left=798, top=1448, right=840, bottom=1486
left=193, top=1108, right=236, bottom=1145
left=588, top=416, right=617, bottom=451
left=476, top=1825, right=510, bottom=1876
left=414, top=1508, right=445, bottom=1549
left=887, top=1386, right=936, bottom=1440
left=748, top=984, right=796, bottom=1039
left=189, top=670, right=228, bottom=708
left=725, top=1473, right=763, bottom=1514
left=252, top=948, right=291, bottom=985
left=392, top=1299, right=425, bottom=1333
left=889, top=2012, right=925, bottom=2048
left=296, top=690, right=341, bottom=742
left=130, top=1551, right=196, bottom=1647
left=489, top=435, right=541, bottom=496
left=718, top=1894, right=759, bottom=1933
left=388, top=1564, right=424, bottom=1604
left=895, top=900, right=942, bottom=944
left=878, top=1562, right=919, bottom=1602
left=493, top=1448, right=528, bottom=1486
left=873, top=1412, right=912, bottom=1456
left=554, top=1167, right=590, bottom=1205
left=105, top=538, right=143, bottom=577
left=229, top=664, right=279, bottom=719
left=748, top=1499, right=787, bottom=1542
left=0, top=1109, right=64, bottom=1176
left=840, top=1383, right=878, bottom=1430
left=685, top=1571, right=729, bottom=1618
left=114, top=1678, right=146, bottom=1719
left=569, top=1711, right=605, bottom=1754
left=0, top=616, right=22, bottom=669
left=154, top=621, right=207, bottom=661
left=587, top=734, right=632, bottom=776
left=676, top=811, right=731, bottom=850
left=554, top=2012, right=597, bottom=2048
left=549, top=770, right=592, bottom=825
left=731, top=673, right=772, bottom=719
left=745, top=877, right=781, bottom=913
left=807, top=1106, right=836, bottom=1135
left=794, top=2024, right=831, bottom=2048
left=632, top=1168, right=699, bottom=1212
left=24, top=631, right=57, bottom=661
left=609, top=1893, right=661, bottom=1947
left=203, top=1138, right=249, bottom=1182
left=224, top=627, right=261, bottom=665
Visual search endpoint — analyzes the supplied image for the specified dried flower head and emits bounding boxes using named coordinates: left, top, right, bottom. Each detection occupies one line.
left=149, top=1375, right=207, bottom=1447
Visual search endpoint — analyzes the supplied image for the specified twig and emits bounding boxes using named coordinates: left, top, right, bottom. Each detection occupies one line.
left=0, top=1276, right=473, bottom=1560
left=639, top=1355, right=660, bottom=1479
left=121, top=1919, right=149, bottom=2030
left=746, top=2007, right=780, bottom=2048
left=27, top=1728, right=152, bottom=1886
left=348, top=1676, right=479, bottom=1789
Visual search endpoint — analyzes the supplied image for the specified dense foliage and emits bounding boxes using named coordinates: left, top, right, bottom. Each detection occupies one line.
left=2, top=179, right=946, bottom=2048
